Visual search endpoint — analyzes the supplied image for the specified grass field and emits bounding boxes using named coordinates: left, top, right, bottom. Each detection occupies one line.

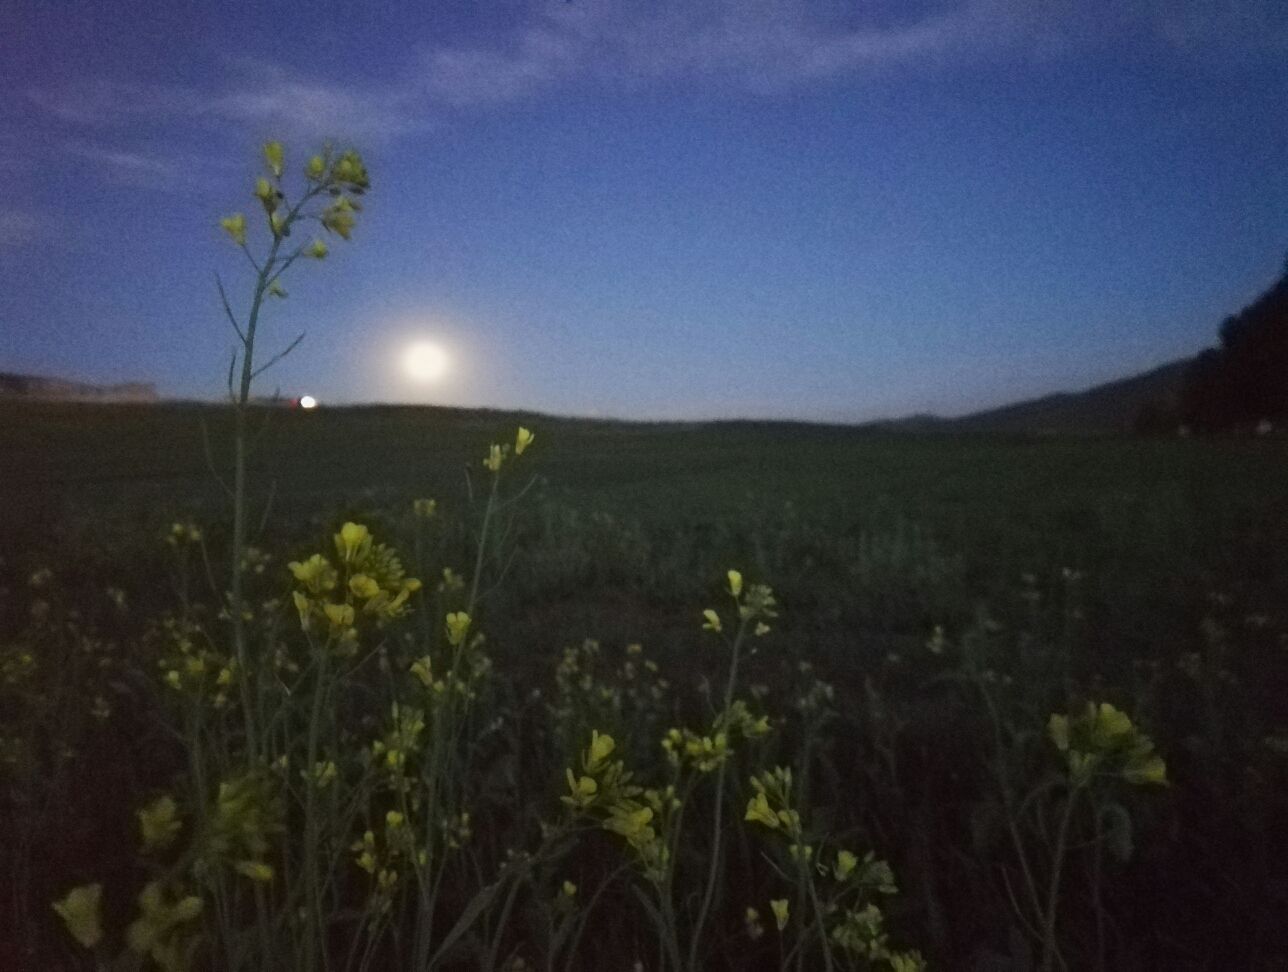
left=3, top=401, right=1287, bottom=970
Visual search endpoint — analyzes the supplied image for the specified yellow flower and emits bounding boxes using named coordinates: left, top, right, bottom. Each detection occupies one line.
left=139, top=795, right=182, bottom=852
left=410, top=655, right=434, bottom=688
left=52, top=883, right=103, bottom=949
left=770, top=898, right=790, bottom=931
left=702, top=609, right=722, bottom=633
left=561, top=880, right=577, bottom=897
left=563, top=769, right=598, bottom=808
left=484, top=444, right=504, bottom=472
left=306, top=155, right=325, bottom=179
left=744, top=792, right=778, bottom=829
left=288, top=554, right=337, bottom=594
left=254, top=177, right=274, bottom=204
left=263, top=140, right=284, bottom=177
left=220, top=213, right=246, bottom=245
left=727, top=569, right=743, bottom=598
left=1089, top=702, right=1134, bottom=749
left=292, top=591, right=313, bottom=631
left=1122, top=750, right=1167, bottom=786
left=834, top=849, right=858, bottom=881
left=754, top=622, right=770, bottom=637
left=307, top=238, right=328, bottom=259
left=515, top=426, right=535, bottom=455
left=385, top=810, right=405, bottom=829
left=322, top=204, right=356, bottom=239
left=234, top=860, right=274, bottom=882
left=335, top=522, right=371, bottom=563
left=586, top=730, right=615, bottom=771
left=323, top=602, right=354, bottom=629
left=127, top=882, right=202, bottom=959
left=349, top=574, right=380, bottom=599
left=445, top=611, right=471, bottom=647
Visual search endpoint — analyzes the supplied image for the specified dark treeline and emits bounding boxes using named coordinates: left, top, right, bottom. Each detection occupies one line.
left=1181, top=256, right=1288, bottom=431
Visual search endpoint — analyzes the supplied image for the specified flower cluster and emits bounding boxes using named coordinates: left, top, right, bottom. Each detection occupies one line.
left=221, top=142, right=370, bottom=258
left=1047, top=701, right=1167, bottom=787
left=289, top=523, right=421, bottom=648
left=562, top=731, right=674, bottom=882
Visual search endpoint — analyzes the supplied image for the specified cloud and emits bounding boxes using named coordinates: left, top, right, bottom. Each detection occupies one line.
left=28, top=67, right=416, bottom=146
left=26, top=0, right=1287, bottom=155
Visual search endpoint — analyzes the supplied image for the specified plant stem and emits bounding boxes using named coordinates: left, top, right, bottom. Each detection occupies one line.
left=686, top=617, right=747, bottom=972
left=1040, top=785, right=1080, bottom=972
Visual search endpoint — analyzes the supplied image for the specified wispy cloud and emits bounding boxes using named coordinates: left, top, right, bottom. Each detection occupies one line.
left=29, top=68, right=416, bottom=146
left=26, top=0, right=1288, bottom=161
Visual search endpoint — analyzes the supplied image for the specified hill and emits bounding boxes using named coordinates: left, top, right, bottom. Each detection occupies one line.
left=952, top=358, right=1191, bottom=434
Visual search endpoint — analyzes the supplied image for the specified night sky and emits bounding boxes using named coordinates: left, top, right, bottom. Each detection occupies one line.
left=3, top=1, right=1287, bottom=420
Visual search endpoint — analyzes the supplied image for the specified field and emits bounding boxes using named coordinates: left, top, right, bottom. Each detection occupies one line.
left=3, top=401, right=1287, bottom=970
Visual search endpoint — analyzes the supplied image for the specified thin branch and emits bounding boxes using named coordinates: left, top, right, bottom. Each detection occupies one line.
left=226, top=349, right=239, bottom=402
left=215, top=273, right=247, bottom=345
left=251, top=331, right=306, bottom=379
left=239, top=242, right=262, bottom=275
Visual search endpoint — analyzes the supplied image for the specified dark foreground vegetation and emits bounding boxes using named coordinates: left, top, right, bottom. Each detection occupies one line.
left=3, top=402, right=1287, bottom=970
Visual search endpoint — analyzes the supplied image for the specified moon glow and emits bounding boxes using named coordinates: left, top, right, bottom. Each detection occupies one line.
left=403, top=341, right=450, bottom=383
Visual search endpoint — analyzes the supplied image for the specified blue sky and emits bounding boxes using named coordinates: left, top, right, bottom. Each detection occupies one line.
left=2, top=0, right=1287, bottom=420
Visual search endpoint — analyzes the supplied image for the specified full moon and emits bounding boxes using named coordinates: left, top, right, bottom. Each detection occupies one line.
left=403, top=341, right=450, bottom=383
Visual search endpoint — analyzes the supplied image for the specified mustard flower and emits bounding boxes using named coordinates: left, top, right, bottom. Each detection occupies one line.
left=220, top=213, right=247, bottom=246
left=745, top=906, right=764, bottom=941
left=410, top=655, right=434, bottom=689
left=484, top=444, right=505, bottom=472
left=254, top=177, right=274, bottom=206
left=126, top=881, right=203, bottom=963
left=413, top=497, right=437, bottom=518
left=263, top=140, right=284, bottom=177
left=702, top=609, right=722, bottom=633
left=306, top=154, right=325, bottom=180
left=288, top=553, right=337, bottom=594
left=324, top=602, right=355, bottom=629
left=727, top=569, right=743, bottom=598
left=561, top=880, right=577, bottom=898
left=515, top=426, right=535, bottom=455
left=335, top=522, right=371, bottom=563
left=52, top=883, right=103, bottom=949
left=770, top=898, right=790, bottom=931
left=322, top=204, right=356, bottom=239
left=745, top=792, right=778, bottom=830
left=586, top=730, right=615, bottom=771
left=139, top=795, right=182, bottom=852
left=835, top=849, right=858, bottom=881
left=445, top=611, right=471, bottom=647
left=349, top=573, right=380, bottom=599
left=563, top=770, right=598, bottom=809
left=307, top=238, right=328, bottom=259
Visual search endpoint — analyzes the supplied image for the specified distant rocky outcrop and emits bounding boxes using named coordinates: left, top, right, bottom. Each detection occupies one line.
left=0, top=372, right=158, bottom=403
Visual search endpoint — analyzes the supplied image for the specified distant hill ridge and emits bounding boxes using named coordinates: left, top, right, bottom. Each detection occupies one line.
left=951, top=358, right=1191, bottom=434
left=0, top=372, right=158, bottom=404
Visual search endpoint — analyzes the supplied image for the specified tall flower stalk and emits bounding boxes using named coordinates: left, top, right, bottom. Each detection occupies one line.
left=217, top=141, right=370, bottom=760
